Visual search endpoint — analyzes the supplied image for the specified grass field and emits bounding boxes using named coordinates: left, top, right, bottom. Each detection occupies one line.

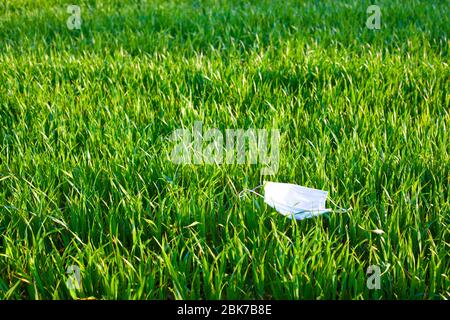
left=0, top=0, right=449, bottom=299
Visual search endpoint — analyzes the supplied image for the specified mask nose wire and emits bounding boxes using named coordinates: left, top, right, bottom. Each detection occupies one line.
left=238, top=184, right=264, bottom=200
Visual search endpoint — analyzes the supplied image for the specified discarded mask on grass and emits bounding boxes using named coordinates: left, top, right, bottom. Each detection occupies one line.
left=239, top=181, right=348, bottom=220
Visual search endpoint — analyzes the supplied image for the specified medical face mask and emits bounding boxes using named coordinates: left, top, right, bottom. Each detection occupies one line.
left=239, top=182, right=348, bottom=220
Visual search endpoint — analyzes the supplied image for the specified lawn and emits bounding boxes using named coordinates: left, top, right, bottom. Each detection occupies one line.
left=0, top=0, right=449, bottom=299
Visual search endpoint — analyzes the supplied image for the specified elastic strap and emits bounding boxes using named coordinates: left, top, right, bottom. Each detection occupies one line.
left=328, top=197, right=352, bottom=213
left=238, top=184, right=264, bottom=200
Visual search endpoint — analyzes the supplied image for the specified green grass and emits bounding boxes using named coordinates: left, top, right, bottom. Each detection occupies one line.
left=0, top=0, right=449, bottom=299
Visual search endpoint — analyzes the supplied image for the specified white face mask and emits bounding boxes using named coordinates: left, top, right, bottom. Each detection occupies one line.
left=240, top=182, right=347, bottom=220
left=264, top=182, right=330, bottom=220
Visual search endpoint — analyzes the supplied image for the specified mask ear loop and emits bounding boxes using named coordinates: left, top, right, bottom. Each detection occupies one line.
left=328, top=197, right=352, bottom=213
left=238, top=184, right=264, bottom=200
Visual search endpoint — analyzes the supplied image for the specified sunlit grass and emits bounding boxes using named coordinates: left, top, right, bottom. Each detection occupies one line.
left=0, top=0, right=449, bottom=299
